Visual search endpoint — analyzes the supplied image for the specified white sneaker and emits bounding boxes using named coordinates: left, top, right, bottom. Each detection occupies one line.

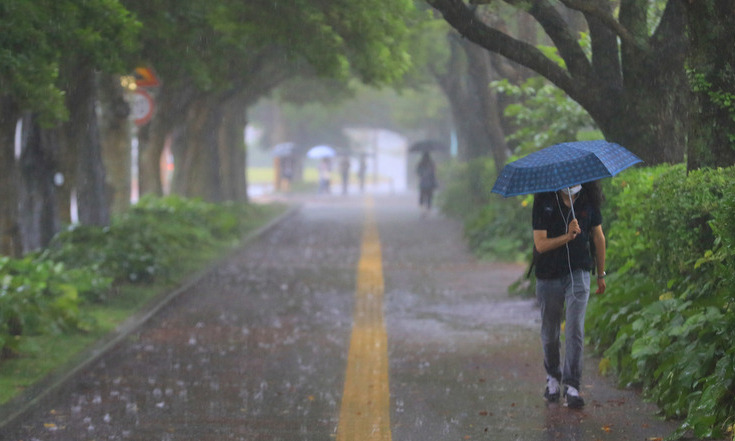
left=544, top=376, right=560, bottom=402
left=564, top=386, right=585, bottom=408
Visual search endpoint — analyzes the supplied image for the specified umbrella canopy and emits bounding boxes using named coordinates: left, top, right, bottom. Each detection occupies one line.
left=306, top=145, right=336, bottom=159
left=491, top=140, right=643, bottom=197
left=408, top=139, right=448, bottom=153
left=271, top=142, right=295, bottom=158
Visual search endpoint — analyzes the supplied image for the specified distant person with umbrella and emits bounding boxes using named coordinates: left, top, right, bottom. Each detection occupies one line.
left=416, top=152, right=437, bottom=214
left=318, top=158, right=332, bottom=194
left=307, top=145, right=336, bottom=194
left=491, top=140, right=642, bottom=409
left=280, top=156, right=293, bottom=192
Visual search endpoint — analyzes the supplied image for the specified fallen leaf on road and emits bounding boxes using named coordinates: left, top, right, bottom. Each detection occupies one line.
left=601, top=425, right=612, bottom=433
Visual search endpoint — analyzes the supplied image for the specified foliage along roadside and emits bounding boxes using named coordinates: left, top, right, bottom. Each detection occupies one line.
left=588, top=164, right=735, bottom=440
left=436, top=157, right=532, bottom=265
left=440, top=161, right=735, bottom=439
left=0, top=196, right=285, bottom=365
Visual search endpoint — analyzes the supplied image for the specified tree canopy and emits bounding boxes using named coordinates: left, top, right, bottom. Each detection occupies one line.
left=0, top=0, right=139, bottom=125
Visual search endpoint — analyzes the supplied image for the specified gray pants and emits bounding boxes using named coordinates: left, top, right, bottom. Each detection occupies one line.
left=536, top=270, right=590, bottom=390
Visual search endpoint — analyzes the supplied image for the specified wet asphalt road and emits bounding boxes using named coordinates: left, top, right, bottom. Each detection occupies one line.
left=1, top=194, right=678, bottom=440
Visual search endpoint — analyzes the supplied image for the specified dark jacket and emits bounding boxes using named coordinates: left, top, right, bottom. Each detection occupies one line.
left=532, top=191, right=601, bottom=279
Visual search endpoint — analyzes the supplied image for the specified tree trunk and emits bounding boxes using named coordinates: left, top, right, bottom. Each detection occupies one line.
left=139, top=84, right=197, bottom=197
left=219, top=98, right=249, bottom=203
left=435, top=36, right=490, bottom=163
left=0, top=100, right=22, bottom=256
left=17, top=113, right=60, bottom=253
left=137, top=121, right=160, bottom=197
left=461, top=38, right=509, bottom=170
left=172, top=96, right=224, bottom=202
left=64, top=67, right=110, bottom=226
left=612, top=0, right=688, bottom=164
left=590, top=69, right=688, bottom=164
left=98, top=73, right=132, bottom=214
left=683, top=0, right=735, bottom=170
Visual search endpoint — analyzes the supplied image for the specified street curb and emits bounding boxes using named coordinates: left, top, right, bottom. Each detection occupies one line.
left=0, top=203, right=301, bottom=431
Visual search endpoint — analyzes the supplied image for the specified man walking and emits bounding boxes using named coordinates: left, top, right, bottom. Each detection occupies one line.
left=531, top=182, right=606, bottom=408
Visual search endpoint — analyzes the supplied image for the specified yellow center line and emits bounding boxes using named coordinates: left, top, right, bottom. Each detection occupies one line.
left=336, top=197, right=392, bottom=441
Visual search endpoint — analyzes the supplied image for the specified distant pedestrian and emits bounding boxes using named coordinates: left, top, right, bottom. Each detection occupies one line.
left=532, top=181, right=606, bottom=409
left=358, top=154, right=367, bottom=193
left=280, top=156, right=293, bottom=192
left=318, top=158, right=332, bottom=194
left=416, top=152, right=437, bottom=213
left=339, top=156, right=351, bottom=195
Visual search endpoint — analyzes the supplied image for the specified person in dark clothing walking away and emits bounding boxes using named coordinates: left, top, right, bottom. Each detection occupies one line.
left=532, top=181, right=606, bottom=409
left=339, top=156, right=351, bottom=195
left=358, top=154, right=367, bottom=193
left=416, top=152, right=437, bottom=214
left=318, top=158, right=332, bottom=194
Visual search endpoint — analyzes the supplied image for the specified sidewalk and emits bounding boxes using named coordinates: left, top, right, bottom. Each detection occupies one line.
left=0, top=193, right=683, bottom=440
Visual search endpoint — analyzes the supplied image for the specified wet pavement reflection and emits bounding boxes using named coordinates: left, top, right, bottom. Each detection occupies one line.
left=1, top=194, right=678, bottom=440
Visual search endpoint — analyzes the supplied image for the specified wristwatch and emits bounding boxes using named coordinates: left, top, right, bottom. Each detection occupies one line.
left=597, top=271, right=607, bottom=279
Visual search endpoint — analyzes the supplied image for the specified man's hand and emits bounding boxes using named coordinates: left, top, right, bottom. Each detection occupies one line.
left=567, top=219, right=581, bottom=241
left=595, top=278, right=606, bottom=294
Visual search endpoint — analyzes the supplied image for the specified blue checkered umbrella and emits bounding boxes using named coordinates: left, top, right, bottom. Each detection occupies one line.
left=491, top=140, right=643, bottom=197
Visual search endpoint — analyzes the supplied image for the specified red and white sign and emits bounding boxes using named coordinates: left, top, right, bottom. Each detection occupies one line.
left=130, top=90, right=155, bottom=126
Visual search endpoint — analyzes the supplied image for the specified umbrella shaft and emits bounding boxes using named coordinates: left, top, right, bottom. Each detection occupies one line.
left=563, top=187, right=577, bottom=219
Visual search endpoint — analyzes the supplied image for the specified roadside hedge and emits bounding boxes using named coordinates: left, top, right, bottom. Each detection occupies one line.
left=441, top=161, right=735, bottom=439
left=0, top=196, right=278, bottom=361
left=0, top=256, right=102, bottom=358
left=588, top=164, right=735, bottom=439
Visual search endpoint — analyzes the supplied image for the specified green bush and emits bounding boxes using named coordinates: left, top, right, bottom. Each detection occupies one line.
left=1, top=195, right=277, bottom=360
left=490, top=77, right=597, bottom=156
left=436, top=158, right=498, bottom=220
left=598, top=165, right=674, bottom=278
left=44, top=195, right=260, bottom=288
left=463, top=197, right=532, bottom=262
left=0, top=256, right=102, bottom=357
left=587, top=165, right=735, bottom=439
left=437, top=158, right=532, bottom=263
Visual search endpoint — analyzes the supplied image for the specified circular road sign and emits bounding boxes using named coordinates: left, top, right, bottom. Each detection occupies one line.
left=130, top=90, right=155, bottom=126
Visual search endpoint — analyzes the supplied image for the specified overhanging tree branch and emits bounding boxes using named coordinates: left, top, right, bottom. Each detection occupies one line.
left=509, top=0, right=593, bottom=80
left=427, top=0, right=589, bottom=103
left=558, top=0, right=647, bottom=51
